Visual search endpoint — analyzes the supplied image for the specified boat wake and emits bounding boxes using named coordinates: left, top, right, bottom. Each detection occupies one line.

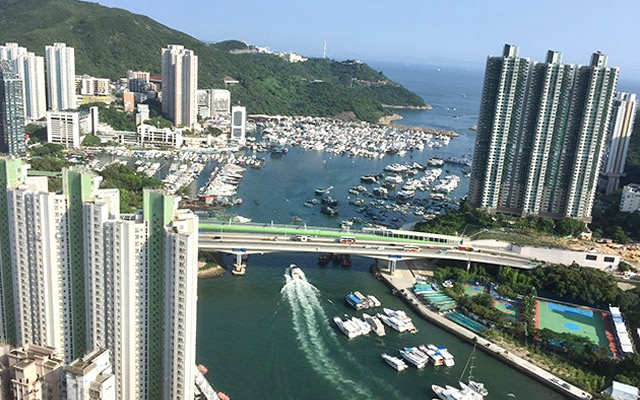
left=282, top=273, right=375, bottom=398
left=281, top=268, right=403, bottom=399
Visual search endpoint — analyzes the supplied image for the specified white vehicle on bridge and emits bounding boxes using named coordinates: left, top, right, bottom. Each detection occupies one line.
left=339, top=236, right=357, bottom=244
left=294, top=235, right=311, bottom=242
left=402, top=245, right=421, bottom=252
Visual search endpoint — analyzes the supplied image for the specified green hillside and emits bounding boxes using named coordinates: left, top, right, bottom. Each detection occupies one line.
left=0, top=0, right=426, bottom=122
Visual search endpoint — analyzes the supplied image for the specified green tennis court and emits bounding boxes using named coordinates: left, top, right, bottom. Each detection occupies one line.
left=463, top=283, right=488, bottom=297
left=535, top=300, right=608, bottom=348
left=494, top=299, right=521, bottom=321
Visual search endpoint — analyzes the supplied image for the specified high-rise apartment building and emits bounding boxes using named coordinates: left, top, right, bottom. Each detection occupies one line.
left=75, top=75, right=110, bottom=96
left=45, top=43, right=76, bottom=111
left=0, top=63, right=26, bottom=156
left=0, top=158, right=200, bottom=400
left=161, top=45, right=198, bottom=127
left=231, top=105, right=247, bottom=145
left=469, top=44, right=531, bottom=212
left=600, top=92, right=637, bottom=194
left=47, top=111, right=82, bottom=148
left=0, top=43, right=47, bottom=121
left=469, top=45, right=619, bottom=222
left=209, top=89, right=231, bottom=116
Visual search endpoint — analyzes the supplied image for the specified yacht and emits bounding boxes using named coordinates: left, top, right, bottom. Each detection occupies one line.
left=383, top=308, right=417, bottom=333
left=399, top=347, right=428, bottom=368
left=333, top=316, right=361, bottom=339
left=363, top=313, right=386, bottom=336
left=366, top=295, right=381, bottom=307
left=381, top=354, right=408, bottom=371
left=438, top=346, right=455, bottom=367
left=421, top=345, right=444, bottom=366
left=376, top=313, right=409, bottom=333
left=460, top=381, right=488, bottom=398
left=284, top=264, right=304, bottom=280
left=349, top=316, right=371, bottom=335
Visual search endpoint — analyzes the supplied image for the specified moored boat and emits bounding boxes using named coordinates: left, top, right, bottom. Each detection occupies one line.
left=363, top=313, right=386, bottom=336
left=381, top=353, right=407, bottom=371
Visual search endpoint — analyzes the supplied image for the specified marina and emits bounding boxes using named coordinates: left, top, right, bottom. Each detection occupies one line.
left=197, top=67, right=569, bottom=399
left=253, top=115, right=456, bottom=160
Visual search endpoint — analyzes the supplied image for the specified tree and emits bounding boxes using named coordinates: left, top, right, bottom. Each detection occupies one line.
left=82, top=134, right=103, bottom=147
left=554, top=218, right=585, bottom=237
left=25, top=124, right=47, bottom=143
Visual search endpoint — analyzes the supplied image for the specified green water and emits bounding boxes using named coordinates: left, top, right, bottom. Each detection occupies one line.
left=196, top=253, right=565, bottom=399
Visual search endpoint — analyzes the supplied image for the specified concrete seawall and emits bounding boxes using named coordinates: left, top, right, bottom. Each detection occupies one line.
left=376, top=266, right=592, bottom=400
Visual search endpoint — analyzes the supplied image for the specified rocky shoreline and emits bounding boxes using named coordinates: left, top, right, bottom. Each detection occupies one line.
left=377, top=112, right=404, bottom=125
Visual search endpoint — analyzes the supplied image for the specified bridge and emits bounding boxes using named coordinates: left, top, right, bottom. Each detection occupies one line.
left=197, top=221, right=540, bottom=274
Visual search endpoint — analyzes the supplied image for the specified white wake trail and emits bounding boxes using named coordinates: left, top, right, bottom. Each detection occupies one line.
left=283, top=277, right=376, bottom=398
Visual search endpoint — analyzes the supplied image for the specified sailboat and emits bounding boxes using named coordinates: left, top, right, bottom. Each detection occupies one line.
left=459, top=344, right=489, bottom=397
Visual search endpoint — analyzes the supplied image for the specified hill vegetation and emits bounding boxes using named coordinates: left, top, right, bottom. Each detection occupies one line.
left=0, top=0, right=425, bottom=122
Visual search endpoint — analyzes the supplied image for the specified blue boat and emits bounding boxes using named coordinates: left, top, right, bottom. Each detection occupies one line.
left=345, top=293, right=365, bottom=310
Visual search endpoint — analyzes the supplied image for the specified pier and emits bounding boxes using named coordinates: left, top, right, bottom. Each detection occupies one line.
left=377, top=263, right=592, bottom=400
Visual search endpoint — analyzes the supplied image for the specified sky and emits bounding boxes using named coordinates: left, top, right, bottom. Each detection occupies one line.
left=97, top=0, right=640, bottom=80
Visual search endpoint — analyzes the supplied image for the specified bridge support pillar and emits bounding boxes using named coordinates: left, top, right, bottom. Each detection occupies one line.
left=232, top=253, right=247, bottom=276
left=466, top=259, right=471, bottom=272
left=388, top=259, right=397, bottom=275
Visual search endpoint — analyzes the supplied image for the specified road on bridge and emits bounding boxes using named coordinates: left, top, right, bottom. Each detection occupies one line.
left=198, top=233, right=539, bottom=269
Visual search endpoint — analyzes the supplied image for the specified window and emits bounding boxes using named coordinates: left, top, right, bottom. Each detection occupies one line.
left=585, top=255, right=597, bottom=261
left=603, top=256, right=615, bottom=263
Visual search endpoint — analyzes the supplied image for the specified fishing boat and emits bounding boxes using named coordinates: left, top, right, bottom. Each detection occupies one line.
left=318, top=253, right=331, bottom=266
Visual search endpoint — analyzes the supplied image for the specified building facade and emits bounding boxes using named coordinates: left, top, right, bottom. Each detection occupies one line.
left=231, top=105, right=246, bottom=145
left=0, top=159, right=200, bottom=400
left=65, top=348, right=116, bottom=400
left=620, top=184, right=640, bottom=213
left=208, top=89, right=231, bottom=117
left=600, top=92, right=637, bottom=194
left=161, top=45, right=198, bottom=128
left=0, top=43, right=47, bottom=121
left=0, top=63, right=26, bottom=156
left=45, top=43, right=76, bottom=111
left=75, top=75, right=110, bottom=97
left=6, top=344, right=65, bottom=400
left=47, top=111, right=81, bottom=148
left=468, top=45, right=619, bottom=222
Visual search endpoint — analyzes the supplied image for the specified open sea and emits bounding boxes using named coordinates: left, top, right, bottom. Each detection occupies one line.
left=196, top=63, right=567, bottom=399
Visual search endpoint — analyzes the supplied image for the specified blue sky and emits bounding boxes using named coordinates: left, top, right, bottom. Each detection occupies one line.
left=98, top=0, right=640, bottom=80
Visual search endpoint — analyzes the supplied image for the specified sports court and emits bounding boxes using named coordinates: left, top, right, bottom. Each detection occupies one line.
left=493, top=298, right=521, bottom=321
left=535, top=299, right=611, bottom=350
left=463, top=282, right=489, bottom=297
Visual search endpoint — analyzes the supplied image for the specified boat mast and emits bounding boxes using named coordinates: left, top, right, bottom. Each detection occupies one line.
left=459, top=343, right=477, bottom=382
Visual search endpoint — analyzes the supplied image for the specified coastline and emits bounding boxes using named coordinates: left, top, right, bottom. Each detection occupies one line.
left=377, top=112, right=404, bottom=125
left=382, top=104, right=433, bottom=110
left=377, top=112, right=459, bottom=137
left=376, top=263, right=592, bottom=400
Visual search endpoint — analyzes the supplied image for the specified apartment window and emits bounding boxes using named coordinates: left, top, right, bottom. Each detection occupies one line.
left=585, top=255, right=597, bottom=261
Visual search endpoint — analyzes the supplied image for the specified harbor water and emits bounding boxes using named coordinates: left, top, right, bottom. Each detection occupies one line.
left=196, top=65, right=568, bottom=399
left=198, top=253, right=564, bottom=400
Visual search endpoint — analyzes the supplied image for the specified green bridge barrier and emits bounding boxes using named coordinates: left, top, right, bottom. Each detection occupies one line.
left=198, top=223, right=449, bottom=245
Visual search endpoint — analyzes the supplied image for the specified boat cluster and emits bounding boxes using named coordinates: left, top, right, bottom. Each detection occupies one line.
left=398, top=344, right=455, bottom=369
left=198, top=163, right=245, bottom=203
left=345, top=291, right=382, bottom=310
left=376, top=308, right=418, bottom=333
left=258, top=116, right=452, bottom=159
left=163, top=162, right=205, bottom=194
left=333, top=313, right=386, bottom=339
left=134, top=160, right=162, bottom=178
left=432, top=381, right=488, bottom=400
left=433, top=175, right=461, bottom=193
